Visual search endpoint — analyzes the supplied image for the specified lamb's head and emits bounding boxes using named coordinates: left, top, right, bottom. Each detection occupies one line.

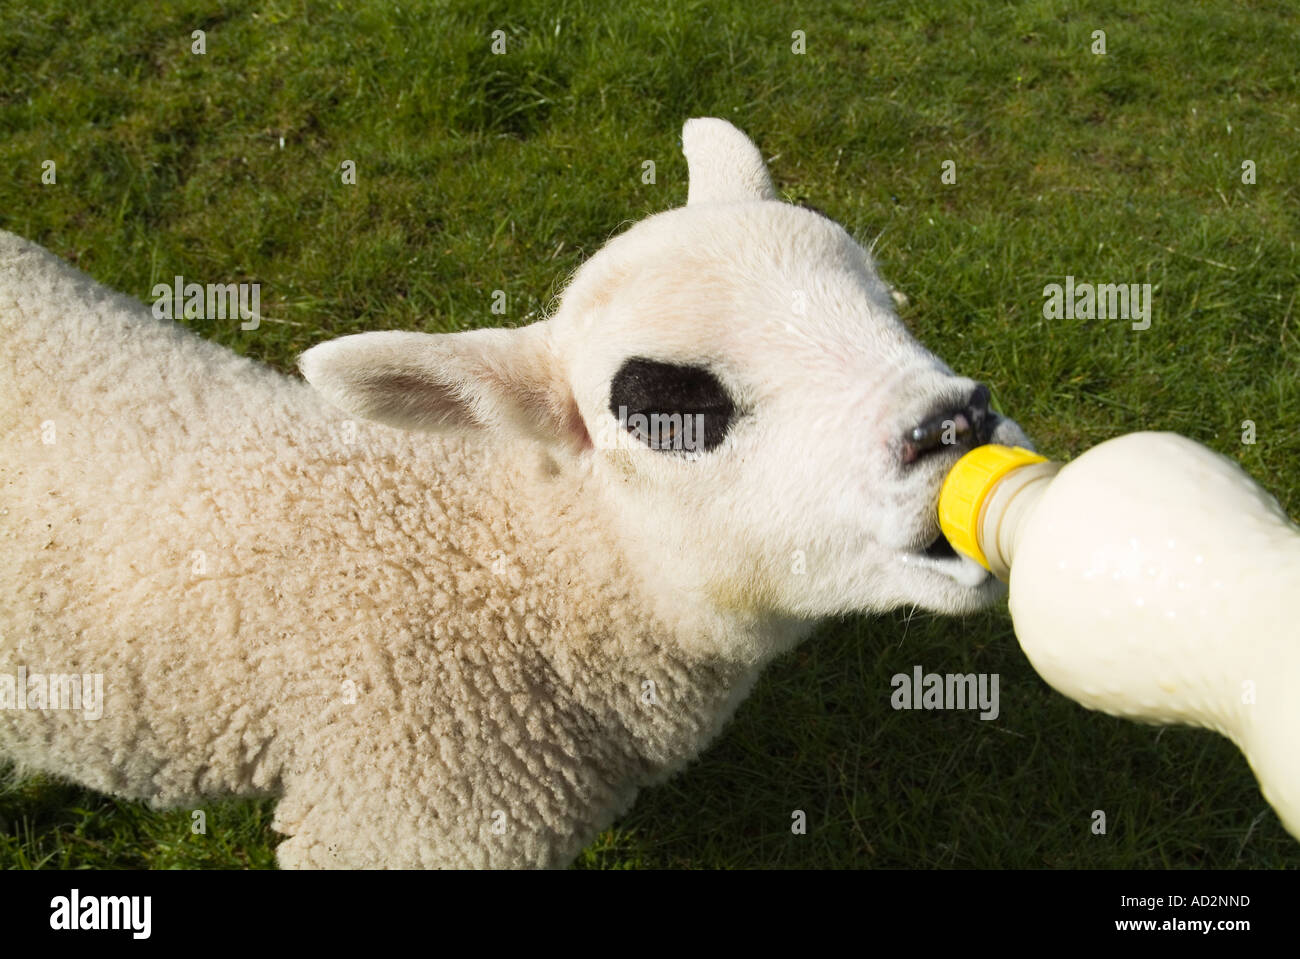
left=301, top=118, right=1032, bottom=636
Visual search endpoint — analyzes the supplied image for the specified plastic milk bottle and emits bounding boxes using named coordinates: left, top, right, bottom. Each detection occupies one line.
left=937, top=432, right=1300, bottom=838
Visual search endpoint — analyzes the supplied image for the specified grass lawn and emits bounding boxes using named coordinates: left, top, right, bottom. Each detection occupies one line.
left=1, top=0, right=1297, bottom=868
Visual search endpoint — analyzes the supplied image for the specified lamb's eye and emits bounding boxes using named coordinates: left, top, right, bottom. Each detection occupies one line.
left=609, top=357, right=736, bottom=453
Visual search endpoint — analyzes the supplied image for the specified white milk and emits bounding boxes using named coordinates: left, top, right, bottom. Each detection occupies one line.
left=947, top=431, right=1300, bottom=838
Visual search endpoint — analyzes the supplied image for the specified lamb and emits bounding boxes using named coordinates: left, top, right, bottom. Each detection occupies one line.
left=0, top=118, right=1032, bottom=868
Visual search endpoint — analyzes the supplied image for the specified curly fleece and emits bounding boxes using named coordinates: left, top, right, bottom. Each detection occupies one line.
left=0, top=231, right=782, bottom=867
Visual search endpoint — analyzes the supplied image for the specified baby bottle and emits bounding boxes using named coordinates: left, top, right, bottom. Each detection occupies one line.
left=937, top=431, right=1300, bottom=838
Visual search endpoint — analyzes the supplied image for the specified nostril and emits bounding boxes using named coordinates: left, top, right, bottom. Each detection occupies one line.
left=902, top=407, right=968, bottom=463
left=901, top=384, right=994, bottom=464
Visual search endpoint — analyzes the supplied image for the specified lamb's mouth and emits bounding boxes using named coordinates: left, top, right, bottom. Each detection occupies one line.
left=923, top=532, right=959, bottom=561
left=903, top=530, right=992, bottom=588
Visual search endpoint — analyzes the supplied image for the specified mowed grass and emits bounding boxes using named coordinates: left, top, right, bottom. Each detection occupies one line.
left=1, top=0, right=1298, bottom=868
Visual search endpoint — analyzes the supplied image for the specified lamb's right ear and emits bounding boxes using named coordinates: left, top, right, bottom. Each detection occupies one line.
left=683, top=117, right=778, bottom=205
left=299, top=326, right=590, bottom=451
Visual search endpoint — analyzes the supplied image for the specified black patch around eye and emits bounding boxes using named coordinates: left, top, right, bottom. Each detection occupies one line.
left=609, top=357, right=737, bottom=453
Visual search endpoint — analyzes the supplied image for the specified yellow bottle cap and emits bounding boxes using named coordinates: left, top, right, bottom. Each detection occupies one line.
left=938, top=444, right=1048, bottom=569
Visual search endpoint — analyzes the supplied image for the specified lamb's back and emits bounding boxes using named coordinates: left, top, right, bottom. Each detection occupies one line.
left=0, top=232, right=490, bottom=801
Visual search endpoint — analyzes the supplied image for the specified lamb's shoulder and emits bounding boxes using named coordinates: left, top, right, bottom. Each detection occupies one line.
left=272, top=438, right=761, bottom=867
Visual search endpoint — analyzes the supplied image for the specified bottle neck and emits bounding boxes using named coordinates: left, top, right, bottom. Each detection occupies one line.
left=977, top=460, right=1063, bottom=581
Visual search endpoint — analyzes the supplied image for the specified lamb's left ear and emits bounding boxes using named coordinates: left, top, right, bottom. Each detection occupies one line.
left=299, top=326, right=590, bottom=451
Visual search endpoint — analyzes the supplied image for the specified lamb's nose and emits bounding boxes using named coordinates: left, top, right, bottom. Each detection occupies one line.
left=902, top=384, right=992, bottom=465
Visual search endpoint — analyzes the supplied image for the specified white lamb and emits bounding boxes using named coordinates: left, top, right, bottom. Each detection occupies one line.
left=0, top=118, right=1031, bottom=868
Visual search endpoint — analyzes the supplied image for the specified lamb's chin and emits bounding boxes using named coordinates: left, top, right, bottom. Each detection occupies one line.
left=894, top=552, right=1005, bottom=613
left=905, top=551, right=993, bottom=589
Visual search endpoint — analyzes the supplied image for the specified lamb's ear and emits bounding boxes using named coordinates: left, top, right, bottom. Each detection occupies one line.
left=299, top=326, right=590, bottom=451
left=683, top=117, right=778, bottom=205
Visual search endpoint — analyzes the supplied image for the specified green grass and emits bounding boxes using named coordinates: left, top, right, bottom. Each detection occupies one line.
left=2, top=0, right=1298, bottom=868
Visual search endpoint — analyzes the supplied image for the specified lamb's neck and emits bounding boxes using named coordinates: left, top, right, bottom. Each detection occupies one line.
left=492, top=441, right=814, bottom=775
left=289, top=419, right=808, bottom=778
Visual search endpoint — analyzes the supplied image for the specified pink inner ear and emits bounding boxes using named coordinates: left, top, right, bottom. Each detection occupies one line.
left=561, top=394, right=593, bottom=452
left=513, top=378, right=590, bottom=452
left=366, top=371, right=483, bottom=431
left=482, top=337, right=590, bottom=452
